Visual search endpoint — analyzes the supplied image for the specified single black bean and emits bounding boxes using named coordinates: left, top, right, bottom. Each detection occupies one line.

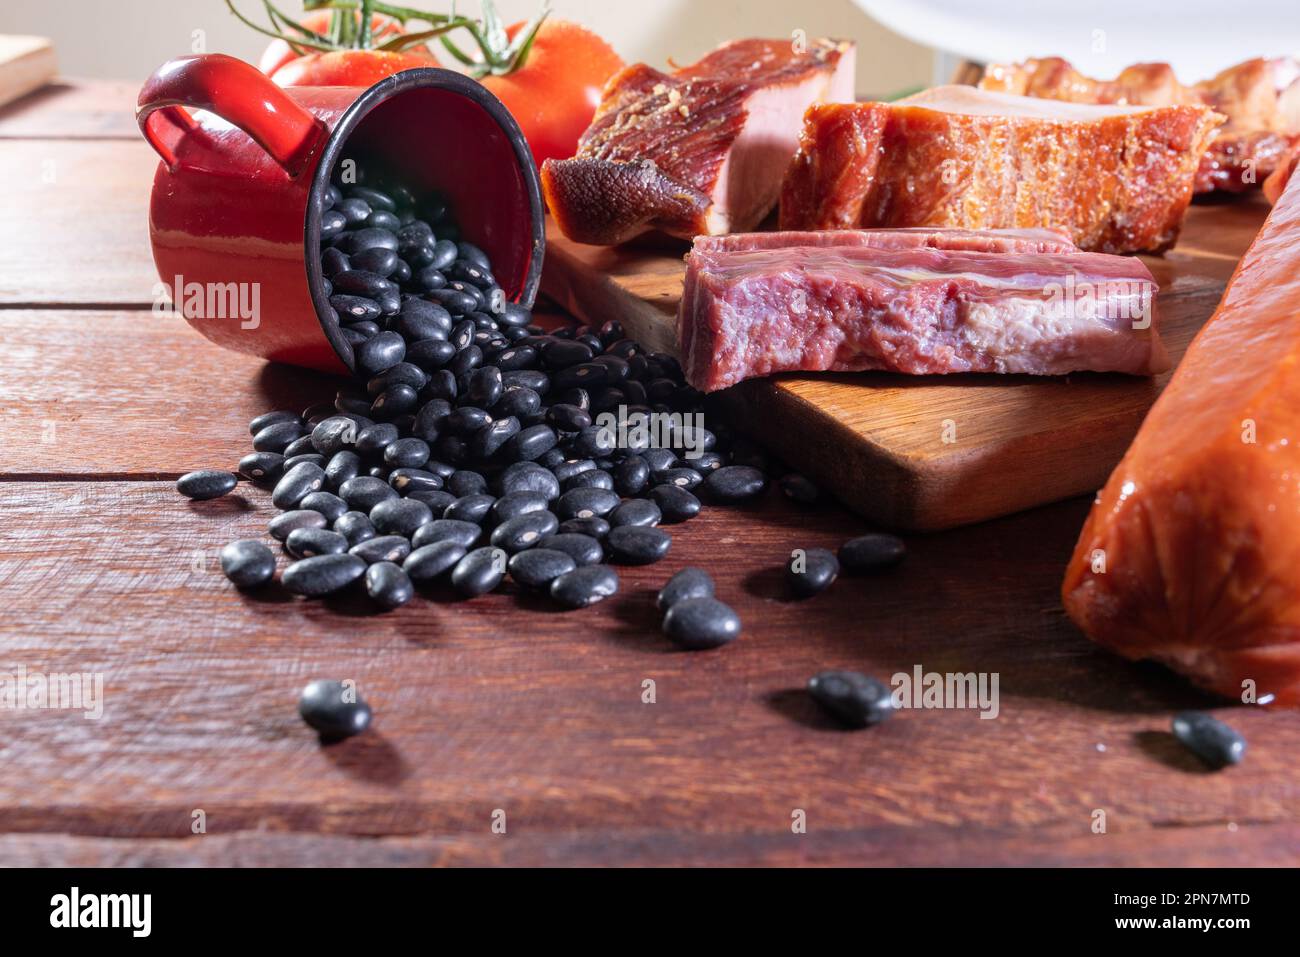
left=354, top=423, right=400, bottom=457
left=177, top=469, right=238, bottom=500
left=299, top=490, right=348, bottom=523
left=271, top=462, right=326, bottom=510
left=269, top=509, right=327, bottom=541
left=642, top=448, right=677, bottom=472
left=282, top=553, right=366, bottom=596
left=371, top=383, right=420, bottom=419
left=472, top=415, right=520, bottom=459
left=493, top=387, right=541, bottom=419
left=703, top=465, right=767, bottom=502
left=612, top=456, right=649, bottom=496
left=351, top=246, right=399, bottom=277
left=654, top=467, right=702, bottom=491
left=220, top=539, right=276, bottom=588
left=555, top=487, right=620, bottom=521
left=508, top=548, right=576, bottom=588
left=407, top=338, right=457, bottom=371
left=505, top=424, right=558, bottom=462
left=298, top=679, right=371, bottom=739
left=565, top=470, right=614, bottom=492
left=335, top=197, right=371, bottom=226
left=333, top=511, right=377, bottom=547
left=355, top=330, right=406, bottom=376
left=662, top=597, right=741, bottom=650
left=324, top=450, right=362, bottom=490
left=497, top=461, right=560, bottom=500
left=550, top=564, right=619, bottom=608
left=383, top=437, right=431, bottom=468
left=403, top=540, right=468, bottom=581
left=311, top=416, right=359, bottom=456
left=787, top=547, right=839, bottom=598
left=450, top=546, right=508, bottom=596
left=657, top=567, right=714, bottom=612
left=363, top=561, right=414, bottom=610
left=491, top=491, right=550, bottom=524
left=412, top=518, right=482, bottom=550
left=339, top=475, right=399, bottom=511
left=839, top=534, right=907, bottom=572
left=607, top=525, right=671, bottom=565
left=252, top=419, right=306, bottom=453
left=444, top=493, right=496, bottom=525
left=348, top=535, right=411, bottom=565
left=608, top=498, right=661, bottom=529
left=284, top=453, right=327, bottom=471
left=1172, top=711, right=1246, bottom=768
left=490, top=511, right=560, bottom=553
left=648, top=485, right=701, bottom=524
left=330, top=294, right=382, bottom=323
left=249, top=409, right=301, bottom=435
left=807, top=671, right=894, bottom=728
left=286, top=527, right=349, bottom=559
left=370, top=497, right=433, bottom=537
left=538, top=533, right=603, bottom=566
left=388, top=467, right=442, bottom=495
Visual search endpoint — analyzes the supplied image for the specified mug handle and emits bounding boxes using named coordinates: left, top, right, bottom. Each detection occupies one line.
left=137, top=54, right=327, bottom=178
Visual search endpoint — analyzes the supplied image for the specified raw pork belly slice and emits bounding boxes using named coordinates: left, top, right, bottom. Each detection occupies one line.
left=679, top=237, right=1166, bottom=392
left=778, top=86, right=1222, bottom=254
left=541, top=38, right=854, bottom=246
left=1062, top=164, right=1300, bottom=705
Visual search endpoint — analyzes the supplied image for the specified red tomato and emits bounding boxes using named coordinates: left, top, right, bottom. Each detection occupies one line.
left=481, top=20, right=624, bottom=167
left=271, top=49, right=441, bottom=87
left=260, top=11, right=408, bottom=80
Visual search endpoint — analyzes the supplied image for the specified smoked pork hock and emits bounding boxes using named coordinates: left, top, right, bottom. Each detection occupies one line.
left=541, top=37, right=854, bottom=246
left=778, top=86, right=1222, bottom=254
left=1062, top=164, right=1300, bottom=706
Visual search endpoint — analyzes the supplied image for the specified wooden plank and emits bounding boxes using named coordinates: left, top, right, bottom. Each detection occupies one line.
left=0, top=308, right=561, bottom=477
left=4, top=822, right=1298, bottom=867
left=0, top=36, right=56, bottom=110
left=543, top=197, right=1271, bottom=529
left=0, top=140, right=157, bottom=305
left=0, top=311, right=338, bottom=476
left=1, top=480, right=1296, bottom=867
left=0, top=76, right=137, bottom=139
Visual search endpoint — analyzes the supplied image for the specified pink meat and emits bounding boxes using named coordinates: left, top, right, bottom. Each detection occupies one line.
left=680, top=242, right=1168, bottom=392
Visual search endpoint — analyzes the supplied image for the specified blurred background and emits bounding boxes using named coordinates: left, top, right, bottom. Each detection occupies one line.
left=0, top=0, right=939, bottom=96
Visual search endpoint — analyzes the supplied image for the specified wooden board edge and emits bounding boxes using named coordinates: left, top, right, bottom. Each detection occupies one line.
left=0, top=36, right=56, bottom=110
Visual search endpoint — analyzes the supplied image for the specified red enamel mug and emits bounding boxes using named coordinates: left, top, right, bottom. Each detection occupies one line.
left=137, top=53, right=544, bottom=375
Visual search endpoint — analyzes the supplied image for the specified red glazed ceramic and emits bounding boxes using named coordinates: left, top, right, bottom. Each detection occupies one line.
left=138, top=53, right=544, bottom=375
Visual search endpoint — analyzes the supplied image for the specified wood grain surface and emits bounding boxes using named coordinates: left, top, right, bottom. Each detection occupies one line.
left=543, top=198, right=1271, bottom=529
left=0, top=79, right=1296, bottom=868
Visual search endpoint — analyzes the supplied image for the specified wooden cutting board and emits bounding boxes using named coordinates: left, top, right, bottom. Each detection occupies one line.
left=541, top=197, right=1270, bottom=530
left=0, top=36, right=55, bottom=109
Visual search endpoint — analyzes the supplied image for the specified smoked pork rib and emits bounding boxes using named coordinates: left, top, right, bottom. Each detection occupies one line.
left=981, top=55, right=1300, bottom=194
left=1063, top=162, right=1300, bottom=706
left=541, top=38, right=854, bottom=245
left=778, top=86, right=1222, bottom=254
left=679, top=237, right=1166, bottom=393
left=691, top=226, right=1078, bottom=254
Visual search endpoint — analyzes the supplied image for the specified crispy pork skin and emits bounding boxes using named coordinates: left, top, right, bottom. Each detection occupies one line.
left=778, top=87, right=1221, bottom=254
left=679, top=237, right=1166, bottom=393
left=542, top=38, right=854, bottom=246
left=691, top=226, right=1078, bottom=255
left=1063, top=164, right=1300, bottom=706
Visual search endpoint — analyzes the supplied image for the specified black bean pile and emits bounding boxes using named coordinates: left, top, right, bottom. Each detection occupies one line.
left=177, top=161, right=779, bottom=618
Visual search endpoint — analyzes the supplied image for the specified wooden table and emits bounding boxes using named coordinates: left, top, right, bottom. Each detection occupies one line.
left=1, top=79, right=1297, bottom=868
